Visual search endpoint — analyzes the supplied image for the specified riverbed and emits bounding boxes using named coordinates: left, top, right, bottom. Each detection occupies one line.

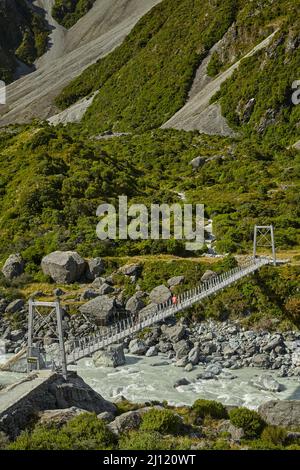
left=71, top=354, right=300, bottom=409
left=1, top=352, right=300, bottom=409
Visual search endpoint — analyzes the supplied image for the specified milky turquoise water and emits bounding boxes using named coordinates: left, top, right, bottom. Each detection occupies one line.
left=72, top=354, right=300, bottom=409
left=1, top=352, right=300, bottom=409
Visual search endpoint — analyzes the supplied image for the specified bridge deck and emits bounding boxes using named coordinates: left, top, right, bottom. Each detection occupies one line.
left=67, top=257, right=271, bottom=364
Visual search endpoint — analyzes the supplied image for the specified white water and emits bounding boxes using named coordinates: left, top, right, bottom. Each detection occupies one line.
left=1, top=352, right=299, bottom=409
left=71, top=354, right=300, bottom=409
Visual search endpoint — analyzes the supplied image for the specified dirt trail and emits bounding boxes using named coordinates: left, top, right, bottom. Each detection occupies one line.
left=0, top=0, right=161, bottom=126
left=162, top=31, right=277, bottom=136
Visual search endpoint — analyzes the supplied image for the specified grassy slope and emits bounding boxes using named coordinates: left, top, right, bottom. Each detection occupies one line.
left=0, top=126, right=299, bottom=270
left=55, top=0, right=299, bottom=145
left=55, top=0, right=239, bottom=131
left=0, top=0, right=299, bottom=325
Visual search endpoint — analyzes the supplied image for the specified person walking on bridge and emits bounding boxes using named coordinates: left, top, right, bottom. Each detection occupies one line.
left=172, top=294, right=178, bottom=307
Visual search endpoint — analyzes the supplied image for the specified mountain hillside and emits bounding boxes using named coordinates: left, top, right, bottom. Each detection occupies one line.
left=0, top=0, right=49, bottom=82
left=0, top=0, right=299, bottom=271
left=54, top=0, right=300, bottom=149
left=0, top=0, right=162, bottom=125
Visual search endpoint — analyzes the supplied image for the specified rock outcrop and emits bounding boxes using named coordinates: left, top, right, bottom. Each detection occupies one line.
left=1, top=254, right=24, bottom=280
left=0, top=372, right=116, bottom=439
left=93, top=344, right=125, bottom=368
left=258, top=400, right=300, bottom=428
left=79, top=295, right=117, bottom=325
left=41, top=251, right=86, bottom=283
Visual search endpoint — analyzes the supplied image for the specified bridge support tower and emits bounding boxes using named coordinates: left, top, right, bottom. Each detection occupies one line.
left=27, top=298, right=67, bottom=379
left=253, top=225, right=276, bottom=266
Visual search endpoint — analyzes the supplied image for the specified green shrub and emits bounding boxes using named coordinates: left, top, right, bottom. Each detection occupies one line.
left=140, top=409, right=183, bottom=435
left=247, top=439, right=283, bottom=450
left=119, top=431, right=172, bottom=450
left=192, top=399, right=228, bottom=421
left=261, top=426, right=287, bottom=445
left=229, top=408, right=265, bottom=438
left=9, top=413, right=116, bottom=450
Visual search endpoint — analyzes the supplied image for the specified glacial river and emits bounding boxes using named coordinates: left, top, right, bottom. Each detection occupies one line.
left=71, top=354, right=300, bottom=409
left=1, top=353, right=300, bottom=409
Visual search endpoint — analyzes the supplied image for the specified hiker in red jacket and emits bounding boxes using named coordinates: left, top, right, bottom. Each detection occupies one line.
left=172, top=294, right=178, bottom=307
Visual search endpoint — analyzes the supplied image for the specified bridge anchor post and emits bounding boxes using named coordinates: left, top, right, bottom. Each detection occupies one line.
left=253, top=224, right=276, bottom=266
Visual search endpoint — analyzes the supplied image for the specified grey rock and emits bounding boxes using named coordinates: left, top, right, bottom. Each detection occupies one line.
left=145, top=346, right=158, bottom=357
left=149, top=285, right=172, bottom=304
left=202, top=342, right=217, bottom=355
left=190, top=156, right=206, bottom=169
left=167, top=276, right=184, bottom=288
left=41, top=251, right=86, bottom=283
left=10, top=330, right=24, bottom=342
left=174, top=378, right=190, bottom=388
left=262, top=335, right=283, bottom=352
left=184, top=363, right=193, bottom=372
left=251, top=353, right=270, bottom=368
left=108, top=410, right=142, bottom=435
left=138, top=303, right=157, bottom=320
left=0, top=372, right=116, bottom=439
left=79, top=295, right=117, bottom=325
left=53, top=288, right=65, bottom=297
left=129, top=339, right=147, bottom=355
left=98, top=283, right=115, bottom=295
left=158, top=341, right=173, bottom=353
left=126, top=294, right=145, bottom=315
left=228, top=423, right=245, bottom=440
left=91, top=277, right=106, bottom=288
left=5, top=299, right=24, bottom=314
left=205, top=363, right=222, bottom=375
left=188, top=346, right=200, bottom=365
left=93, top=344, right=125, bottom=368
left=175, top=357, right=189, bottom=367
left=201, top=270, right=217, bottom=282
left=251, top=374, right=284, bottom=393
left=173, top=339, right=191, bottom=359
left=97, top=411, right=115, bottom=423
left=80, top=289, right=98, bottom=301
left=86, top=258, right=105, bottom=281
left=196, top=371, right=216, bottom=380
left=164, top=324, right=186, bottom=343
left=1, top=254, right=24, bottom=280
left=119, top=264, right=141, bottom=277
left=258, top=400, right=300, bottom=427
left=38, top=407, right=86, bottom=427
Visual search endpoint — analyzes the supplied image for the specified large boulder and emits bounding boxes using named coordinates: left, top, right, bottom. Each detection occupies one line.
left=173, top=339, right=192, bottom=359
left=1, top=254, right=24, bottom=280
left=138, top=303, right=157, bottom=320
left=251, top=374, right=284, bottom=393
left=201, top=270, right=217, bottom=282
left=108, top=410, right=142, bottom=435
left=149, top=285, right=172, bottom=304
left=79, top=295, right=117, bottom=325
left=251, top=353, right=270, bottom=368
left=118, top=264, right=141, bottom=277
left=167, top=276, right=185, bottom=288
left=86, top=258, right=105, bottom=281
left=126, top=293, right=145, bottom=315
left=163, top=324, right=186, bottom=343
left=93, top=345, right=125, bottom=368
left=38, top=407, right=86, bottom=427
left=258, top=400, right=300, bottom=427
left=41, top=251, right=86, bottom=283
left=129, top=339, right=147, bottom=355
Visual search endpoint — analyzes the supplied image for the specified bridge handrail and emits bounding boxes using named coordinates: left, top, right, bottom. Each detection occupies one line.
left=66, top=257, right=271, bottom=363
